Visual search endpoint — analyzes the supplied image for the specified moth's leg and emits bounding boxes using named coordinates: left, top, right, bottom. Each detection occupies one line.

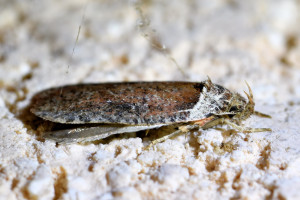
left=222, top=119, right=272, bottom=133
left=193, top=116, right=215, bottom=127
left=146, top=125, right=199, bottom=150
left=146, top=116, right=216, bottom=149
left=201, top=118, right=271, bottom=133
left=145, top=129, right=150, bottom=136
left=196, top=118, right=225, bottom=129
left=254, top=111, right=271, bottom=118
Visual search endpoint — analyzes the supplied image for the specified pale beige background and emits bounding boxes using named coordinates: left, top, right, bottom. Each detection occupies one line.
left=1, top=0, right=300, bottom=199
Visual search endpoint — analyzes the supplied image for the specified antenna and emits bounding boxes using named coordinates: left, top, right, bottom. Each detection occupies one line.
left=133, top=2, right=188, bottom=79
left=59, top=2, right=88, bottom=97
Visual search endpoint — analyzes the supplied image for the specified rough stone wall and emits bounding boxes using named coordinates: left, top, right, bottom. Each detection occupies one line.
left=1, top=1, right=300, bottom=199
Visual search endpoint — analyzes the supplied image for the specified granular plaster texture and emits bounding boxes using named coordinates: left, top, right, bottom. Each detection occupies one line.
left=1, top=0, right=300, bottom=199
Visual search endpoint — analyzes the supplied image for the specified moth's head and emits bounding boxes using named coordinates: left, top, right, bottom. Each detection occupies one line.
left=228, top=82, right=255, bottom=123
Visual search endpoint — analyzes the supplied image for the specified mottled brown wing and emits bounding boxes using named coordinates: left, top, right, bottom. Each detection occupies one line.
left=30, top=82, right=204, bottom=125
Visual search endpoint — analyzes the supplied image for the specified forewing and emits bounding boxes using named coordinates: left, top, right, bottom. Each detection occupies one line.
left=30, top=82, right=204, bottom=125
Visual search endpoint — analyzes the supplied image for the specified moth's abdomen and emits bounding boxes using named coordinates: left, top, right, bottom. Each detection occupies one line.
left=30, top=82, right=205, bottom=125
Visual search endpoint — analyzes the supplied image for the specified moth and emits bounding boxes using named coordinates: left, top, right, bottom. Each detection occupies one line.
left=30, top=79, right=271, bottom=147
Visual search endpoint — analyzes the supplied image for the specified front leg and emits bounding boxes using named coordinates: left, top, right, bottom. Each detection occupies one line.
left=145, top=124, right=199, bottom=150
left=199, top=117, right=271, bottom=133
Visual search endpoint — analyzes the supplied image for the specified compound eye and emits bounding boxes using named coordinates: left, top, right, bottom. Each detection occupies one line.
left=229, top=106, right=238, bottom=112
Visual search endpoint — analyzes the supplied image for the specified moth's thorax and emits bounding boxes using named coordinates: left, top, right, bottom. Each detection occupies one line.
left=187, top=80, right=233, bottom=121
left=187, top=80, right=254, bottom=125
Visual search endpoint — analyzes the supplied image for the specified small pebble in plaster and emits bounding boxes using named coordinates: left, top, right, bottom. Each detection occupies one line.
left=29, top=78, right=271, bottom=147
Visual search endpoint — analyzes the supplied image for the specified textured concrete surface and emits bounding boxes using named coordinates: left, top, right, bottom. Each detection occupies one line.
left=1, top=0, right=300, bottom=199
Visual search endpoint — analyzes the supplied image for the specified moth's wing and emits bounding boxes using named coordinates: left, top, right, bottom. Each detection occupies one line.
left=30, top=82, right=204, bottom=125
left=43, top=124, right=166, bottom=143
